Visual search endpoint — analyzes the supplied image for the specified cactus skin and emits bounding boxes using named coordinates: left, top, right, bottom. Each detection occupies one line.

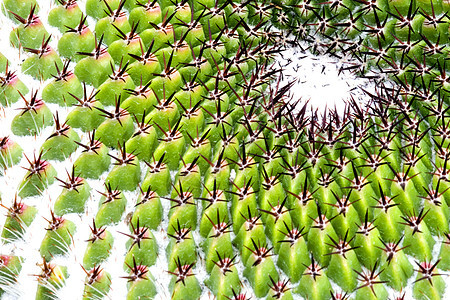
left=74, top=48, right=114, bottom=88
left=41, top=71, right=83, bottom=107
left=73, top=133, right=111, bottom=179
left=95, top=72, right=135, bottom=107
left=169, top=262, right=201, bottom=300
left=439, top=234, right=450, bottom=271
left=82, top=266, right=111, bottom=300
left=95, top=13, right=131, bottom=46
left=295, top=261, right=332, bottom=300
left=58, top=25, right=96, bottom=62
left=40, top=124, right=80, bottom=162
left=105, top=155, right=140, bottom=191
left=1, top=0, right=450, bottom=299
left=276, top=229, right=310, bottom=283
left=22, top=46, right=63, bottom=81
left=54, top=177, right=90, bottom=216
left=123, top=227, right=158, bottom=270
left=9, top=16, right=48, bottom=50
left=0, top=70, right=29, bottom=107
left=0, top=137, right=23, bottom=170
left=35, top=263, right=68, bottom=300
left=166, top=224, right=197, bottom=272
left=1, top=199, right=37, bottom=242
left=85, top=0, right=120, bottom=20
left=48, top=2, right=83, bottom=32
left=95, top=104, right=134, bottom=149
left=126, top=268, right=157, bottom=300
left=11, top=95, right=54, bottom=137
left=141, top=157, right=171, bottom=197
left=95, top=187, right=127, bottom=227
left=205, top=253, right=240, bottom=300
left=0, top=255, right=22, bottom=295
left=125, top=122, right=158, bottom=162
left=2, top=0, right=38, bottom=23
left=130, top=190, right=163, bottom=230
left=243, top=245, right=279, bottom=298
left=83, top=227, right=114, bottom=271
left=0, top=52, right=7, bottom=72
left=128, top=3, right=162, bottom=33
left=66, top=99, right=105, bottom=133
left=39, top=216, right=76, bottom=261
left=18, top=157, right=57, bottom=199
left=412, top=261, right=446, bottom=300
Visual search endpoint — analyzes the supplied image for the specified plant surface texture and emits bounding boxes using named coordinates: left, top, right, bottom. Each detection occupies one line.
left=0, top=0, right=449, bottom=299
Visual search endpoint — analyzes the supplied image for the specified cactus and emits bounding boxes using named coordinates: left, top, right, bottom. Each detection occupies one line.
left=0, top=0, right=450, bottom=299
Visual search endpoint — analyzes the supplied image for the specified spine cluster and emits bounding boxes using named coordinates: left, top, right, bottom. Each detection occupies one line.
left=0, top=0, right=448, bottom=300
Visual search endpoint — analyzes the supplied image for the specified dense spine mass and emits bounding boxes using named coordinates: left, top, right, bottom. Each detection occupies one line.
left=0, top=0, right=449, bottom=299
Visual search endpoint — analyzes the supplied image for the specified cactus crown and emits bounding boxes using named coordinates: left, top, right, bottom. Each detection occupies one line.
left=0, top=136, right=10, bottom=149
left=225, top=290, right=250, bottom=300
left=77, top=35, right=107, bottom=59
left=103, top=0, right=127, bottom=20
left=279, top=222, right=305, bottom=247
left=136, top=186, right=158, bottom=206
left=330, top=291, right=350, bottom=300
left=113, top=22, right=140, bottom=44
left=145, top=153, right=166, bottom=173
left=136, top=0, right=159, bottom=10
left=109, top=61, right=130, bottom=81
left=71, top=83, right=100, bottom=109
left=326, top=230, right=359, bottom=258
left=166, top=182, right=194, bottom=208
left=75, top=130, right=102, bottom=153
left=379, top=237, right=407, bottom=264
left=259, top=197, right=290, bottom=222
left=57, top=0, right=78, bottom=8
left=241, top=206, right=262, bottom=231
left=128, top=40, right=157, bottom=64
left=83, top=265, right=104, bottom=285
left=356, top=211, right=376, bottom=236
left=65, top=15, right=89, bottom=34
left=95, top=96, right=129, bottom=124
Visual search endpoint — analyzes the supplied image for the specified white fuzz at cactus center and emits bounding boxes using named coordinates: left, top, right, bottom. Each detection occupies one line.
left=274, top=41, right=381, bottom=117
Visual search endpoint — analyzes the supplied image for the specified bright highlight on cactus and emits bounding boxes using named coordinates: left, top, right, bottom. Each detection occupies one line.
left=0, top=0, right=449, bottom=299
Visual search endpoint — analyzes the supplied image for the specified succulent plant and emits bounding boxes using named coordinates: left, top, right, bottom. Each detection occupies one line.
left=0, top=0, right=449, bottom=299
